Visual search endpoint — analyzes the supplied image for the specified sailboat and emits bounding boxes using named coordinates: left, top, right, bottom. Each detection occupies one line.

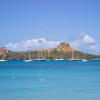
left=68, top=50, right=80, bottom=61
left=69, top=50, right=75, bottom=61
left=0, top=59, right=7, bottom=62
left=24, top=50, right=32, bottom=62
left=0, top=47, right=8, bottom=62
left=0, top=54, right=7, bottom=62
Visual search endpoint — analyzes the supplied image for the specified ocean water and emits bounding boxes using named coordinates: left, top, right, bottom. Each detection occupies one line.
left=0, top=60, right=100, bottom=100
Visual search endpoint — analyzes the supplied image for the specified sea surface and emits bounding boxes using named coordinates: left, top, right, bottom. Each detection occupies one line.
left=0, top=60, right=100, bottom=100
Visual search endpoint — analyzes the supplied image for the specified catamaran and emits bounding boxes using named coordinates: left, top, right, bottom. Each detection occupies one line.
left=24, top=50, right=32, bottom=62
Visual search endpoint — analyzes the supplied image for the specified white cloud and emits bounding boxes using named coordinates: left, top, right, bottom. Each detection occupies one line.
left=71, top=33, right=95, bottom=50
left=4, top=34, right=100, bottom=55
left=5, top=38, right=60, bottom=51
left=77, top=33, right=95, bottom=44
left=71, top=33, right=100, bottom=55
left=90, top=44, right=100, bottom=52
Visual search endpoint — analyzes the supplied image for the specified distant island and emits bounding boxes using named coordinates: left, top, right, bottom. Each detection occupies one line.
left=0, top=42, right=100, bottom=60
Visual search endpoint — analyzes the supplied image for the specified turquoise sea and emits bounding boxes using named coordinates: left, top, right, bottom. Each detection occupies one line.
left=0, top=60, right=100, bottom=100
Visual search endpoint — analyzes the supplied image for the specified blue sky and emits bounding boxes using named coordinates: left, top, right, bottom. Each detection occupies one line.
left=0, top=0, right=100, bottom=54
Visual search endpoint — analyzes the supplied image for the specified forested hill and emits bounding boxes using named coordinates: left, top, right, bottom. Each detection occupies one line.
left=0, top=42, right=100, bottom=60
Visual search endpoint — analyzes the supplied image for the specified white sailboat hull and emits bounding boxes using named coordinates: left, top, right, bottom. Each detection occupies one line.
left=82, top=59, right=88, bottom=62
left=0, top=59, right=7, bottom=62
left=24, top=59, right=32, bottom=62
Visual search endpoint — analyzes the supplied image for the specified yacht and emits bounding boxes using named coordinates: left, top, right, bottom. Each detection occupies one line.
left=0, top=59, right=7, bottom=62
left=24, top=50, right=32, bottom=62
left=68, top=51, right=81, bottom=61
left=82, top=59, right=88, bottom=62
left=0, top=55, right=7, bottom=62
left=54, top=58, right=64, bottom=60
left=24, top=59, right=32, bottom=62
left=69, top=50, right=75, bottom=61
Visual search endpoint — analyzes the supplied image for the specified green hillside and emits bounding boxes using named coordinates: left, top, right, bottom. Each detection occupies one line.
left=0, top=42, right=100, bottom=60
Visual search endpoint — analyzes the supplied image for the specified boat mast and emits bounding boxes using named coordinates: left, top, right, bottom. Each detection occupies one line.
left=27, top=50, right=31, bottom=60
left=71, top=50, right=74, bottom=60
left=29, top=51, right=31, bottom=60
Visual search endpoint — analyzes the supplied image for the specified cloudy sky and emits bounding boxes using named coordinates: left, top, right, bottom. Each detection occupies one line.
left=0, top=0, right=100, bottom=54
left=5, top=33, right=100, bottom=55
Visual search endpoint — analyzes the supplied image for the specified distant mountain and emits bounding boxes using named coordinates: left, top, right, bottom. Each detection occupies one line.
left=57, top=42, right=75, bottom=52
left=0, top=42, right=100, bottom=60
left=35, top=42, right=75, bottom=53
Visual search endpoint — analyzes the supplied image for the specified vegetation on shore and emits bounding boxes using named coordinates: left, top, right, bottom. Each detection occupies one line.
left=0, top=42, right=100, bottom=60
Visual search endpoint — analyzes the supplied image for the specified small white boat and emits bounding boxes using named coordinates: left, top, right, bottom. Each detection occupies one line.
left=24, top=50, right=32, bottom=62
left=36, top=59, right=46, bottom=61
left=82, top=59, right=88, bottom=62
left=54, top=59, right=64, bottom=61
left=58, top=59, right=64, bottom=60
left=24, top=59, right=32, bottom=62
left=0, top=54, right=7, bottom=62
left=0, top=59, right=7, bottom=62
left=69, top=50, right=75, bottom=61
left=53, top=58, right=64, bottom=60
left=68, top=59, right=81, bottom=61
